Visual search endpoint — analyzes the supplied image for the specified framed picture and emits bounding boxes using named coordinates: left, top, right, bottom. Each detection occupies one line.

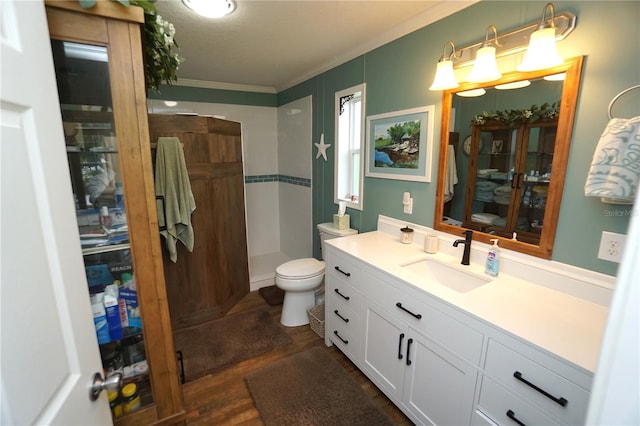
left=365, top=105, right=435, bottom=182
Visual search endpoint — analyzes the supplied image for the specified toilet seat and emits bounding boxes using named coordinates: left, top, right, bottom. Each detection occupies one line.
left=276, top=258, right=324, bottom=280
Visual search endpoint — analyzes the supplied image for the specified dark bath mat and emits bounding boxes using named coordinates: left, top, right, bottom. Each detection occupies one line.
left=259, top=285, right=285, bottom=306
left=245, top=346, right=394, bottom=426
left=173, top=308, right=292, bottom=382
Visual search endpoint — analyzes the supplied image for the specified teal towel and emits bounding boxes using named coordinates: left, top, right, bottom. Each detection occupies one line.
left=155, top=137, right=196, bottom=262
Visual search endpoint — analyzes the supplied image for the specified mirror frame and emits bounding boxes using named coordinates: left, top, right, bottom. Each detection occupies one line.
left=434, top=56, right=584, bottom=259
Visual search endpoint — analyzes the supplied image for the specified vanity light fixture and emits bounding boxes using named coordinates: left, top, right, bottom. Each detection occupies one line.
left=544, top=72, right=567, bottom=81
left=163, top=100, right=178, bottom=107
left=182, top=0, right=235, bottom=18
left=428, top=41, right=460, bottom=91
left=517, top=3, right=564, bottom=71
left=466, top=25, right=502, bottom=83
left=428, top=2, right=575, bottom=91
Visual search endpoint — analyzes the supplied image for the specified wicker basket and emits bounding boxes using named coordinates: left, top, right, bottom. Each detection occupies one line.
left=307, top=304, right=325, bottom=338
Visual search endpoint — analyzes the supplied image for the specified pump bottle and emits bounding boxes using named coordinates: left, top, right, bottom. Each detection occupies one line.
left=485, top=239, right=500, bottom=277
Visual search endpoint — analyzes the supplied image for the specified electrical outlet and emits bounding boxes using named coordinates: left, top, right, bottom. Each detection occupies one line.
left=597, top=231, right=627, bottom=263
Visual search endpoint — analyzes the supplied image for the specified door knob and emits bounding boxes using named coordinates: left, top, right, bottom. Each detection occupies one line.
left=89, top=372, right=122, bottom=401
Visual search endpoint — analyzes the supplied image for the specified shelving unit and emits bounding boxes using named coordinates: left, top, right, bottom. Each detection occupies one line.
left=46, top=2, right=184, bottom=424
left=463, top=119, right=558, bottom=245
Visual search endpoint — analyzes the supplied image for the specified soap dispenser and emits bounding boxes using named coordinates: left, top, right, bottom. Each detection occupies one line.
left=485, top=239, right=500, bottom=277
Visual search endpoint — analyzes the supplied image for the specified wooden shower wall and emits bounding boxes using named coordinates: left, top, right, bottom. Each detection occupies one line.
left=148, top=114, right=249, bottom=330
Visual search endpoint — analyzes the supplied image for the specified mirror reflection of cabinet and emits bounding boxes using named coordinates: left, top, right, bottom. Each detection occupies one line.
left=463, top=119, right=558, bottom=245
left=434, top=56, right=584, bottom=259
left=46, top=2, right=184, bottom=424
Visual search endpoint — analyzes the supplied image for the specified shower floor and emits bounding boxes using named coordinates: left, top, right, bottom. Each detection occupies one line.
left=249, top=252, right=292, bottom=291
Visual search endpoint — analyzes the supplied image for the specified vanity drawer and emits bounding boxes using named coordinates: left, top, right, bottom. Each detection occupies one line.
left=325, top=251, right=362, bottom=289
left=477, top=376, right=560, bottom=426
left=484, top=339, right=589, bottom=425
left=326, top=277, right=363, bottom=314
left=327, top=312, right=361, bottom=359
left=365, top=270, right=483, bottom=365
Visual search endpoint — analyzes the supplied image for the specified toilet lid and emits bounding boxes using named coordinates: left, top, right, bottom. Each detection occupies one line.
left=276, top=258, right=325, bottom=279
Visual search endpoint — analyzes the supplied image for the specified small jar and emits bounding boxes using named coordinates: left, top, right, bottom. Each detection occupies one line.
left=120, top=383, right=141, bottom=414
left=400, top=226, right=414, bottom=244
left=108, top=390, right=122, bottom=418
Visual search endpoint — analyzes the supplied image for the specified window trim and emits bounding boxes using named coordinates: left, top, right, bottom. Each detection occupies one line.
left=334, top=83, right=366, bottom=211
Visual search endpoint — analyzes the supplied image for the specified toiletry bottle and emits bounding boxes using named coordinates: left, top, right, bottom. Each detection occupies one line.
left=485, top=239, right=500, bottom=277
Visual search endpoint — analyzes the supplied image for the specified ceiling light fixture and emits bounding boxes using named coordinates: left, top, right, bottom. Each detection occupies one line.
left=182, top=0, right=236, bottom=18
left=428, top=41, right=461, bottom=91
left=517, top=3, right=564, bottom=72
left=466, top=25, right=502, bottom=83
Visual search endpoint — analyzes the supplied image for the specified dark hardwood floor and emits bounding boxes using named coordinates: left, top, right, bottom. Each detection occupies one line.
left=181, top=290, right=413, bottom=425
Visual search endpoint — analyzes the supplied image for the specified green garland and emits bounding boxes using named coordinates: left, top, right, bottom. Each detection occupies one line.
left=79, top=0, right=183, bottom=92
left=472, top=102, right=560, bottom=126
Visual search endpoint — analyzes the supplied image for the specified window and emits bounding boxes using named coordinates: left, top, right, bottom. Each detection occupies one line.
left=334, top=84, right=366, bottom=211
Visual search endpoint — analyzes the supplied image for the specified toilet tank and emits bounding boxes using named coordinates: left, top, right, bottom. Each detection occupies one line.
left=317, top=222, right=358, bottom=260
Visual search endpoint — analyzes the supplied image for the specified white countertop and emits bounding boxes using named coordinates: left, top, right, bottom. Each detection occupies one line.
left=326, top=229, right=610, bottom=374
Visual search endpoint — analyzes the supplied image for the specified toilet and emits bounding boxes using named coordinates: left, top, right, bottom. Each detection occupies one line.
left=275, top=223, right=357, bottom=326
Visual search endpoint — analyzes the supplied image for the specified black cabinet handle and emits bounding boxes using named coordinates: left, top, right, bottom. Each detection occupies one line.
left=333, top=330, right=348, bottom=345
left=156, top=195, right=167, bottom=231
left=406, top=338, right=413, bottom=366
left=334, top=288, right=350, bottom=301
left=333, top=310, right=349, bottom=323
left=396, top=302, right=422, bottom=319
left=513, top=371, right=568, bottom=407
left=334, top=266, right=351, bottom=277
left=397, top=333, right=405, bottom=360
left=506, top=409, right=526, bottom=426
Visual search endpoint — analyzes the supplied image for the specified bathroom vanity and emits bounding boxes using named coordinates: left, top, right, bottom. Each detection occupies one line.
left=324, top=215, right=612, bottom=426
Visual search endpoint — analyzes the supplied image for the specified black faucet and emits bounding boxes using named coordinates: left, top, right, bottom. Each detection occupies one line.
left=453, top=230, right=473, bottom=265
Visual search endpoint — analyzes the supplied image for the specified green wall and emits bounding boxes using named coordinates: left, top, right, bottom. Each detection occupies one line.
left=158, top=1, right=640, bottom=276
left=279, top=1, right=639, bottom=276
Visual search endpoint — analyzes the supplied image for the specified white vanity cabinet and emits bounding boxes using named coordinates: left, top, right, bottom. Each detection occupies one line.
left=325, top=246, right=483, bottom=425
left=324, top=235, right=598, bottom=426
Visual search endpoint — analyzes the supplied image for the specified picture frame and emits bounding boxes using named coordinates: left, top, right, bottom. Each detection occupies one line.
left=365, top=105, right=435, bottom=182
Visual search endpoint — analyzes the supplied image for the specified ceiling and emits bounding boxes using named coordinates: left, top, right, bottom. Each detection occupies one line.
left=154, top=0, right=477, bottom=93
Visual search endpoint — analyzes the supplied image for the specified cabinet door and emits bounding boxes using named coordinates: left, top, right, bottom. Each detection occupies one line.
left=363, top=302, right=407, bottom=401
left=47, top=3, right=183, bottom=423
left=463, top=123, right=519, bottom=233
left=403, top=329, right=478, bottom=426
left=512, top=121, right=557, bottom=245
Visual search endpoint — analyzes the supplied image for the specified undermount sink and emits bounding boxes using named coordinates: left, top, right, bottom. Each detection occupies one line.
left=401, top=258, right=493, bottom=293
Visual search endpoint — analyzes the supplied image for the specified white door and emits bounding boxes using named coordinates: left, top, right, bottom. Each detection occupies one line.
left=1, top=1, right=111, bottom=424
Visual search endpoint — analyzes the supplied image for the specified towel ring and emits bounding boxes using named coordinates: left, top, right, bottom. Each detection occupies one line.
left=608, top=84, right=640, bottom=119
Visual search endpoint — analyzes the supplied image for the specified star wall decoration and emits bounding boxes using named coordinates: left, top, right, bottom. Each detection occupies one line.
left=314, top=133, right=331, bottom=161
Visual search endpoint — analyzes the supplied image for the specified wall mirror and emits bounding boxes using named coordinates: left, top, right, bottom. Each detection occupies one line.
left=335, top=83, right=366, bottom=211
left=434, top=56, right=584, bottom=259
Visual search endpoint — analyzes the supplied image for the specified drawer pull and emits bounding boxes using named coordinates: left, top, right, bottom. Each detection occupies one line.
left=406, top=338, right=414, bottom=366
left=333, top=330, right=349, bottom=345
left=334, top=266, right=351, bottom=277
left=397, top=333, right=405, bottom=360
left=506, top=409, right=526, bottom=426
left=513, top=371, right=568, bottom=407
left=333, top=310, right=349, bottom=323
left=334, top=288, right=350, bottom=301
left=396, top=302, right=422, bottom=319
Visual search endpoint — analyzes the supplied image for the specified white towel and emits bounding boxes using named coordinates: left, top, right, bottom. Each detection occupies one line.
left=444, top=145, right=458, bottom=202
left=585, top=116, right=640, bottom=204
left=155, top=137, right=196, bottom=262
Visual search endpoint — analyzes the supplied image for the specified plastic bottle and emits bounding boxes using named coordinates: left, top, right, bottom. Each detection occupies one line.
left=100, top=206, right=112, bottom=229
left=120, top=383, right=141, bottom=414
left=485, top=239, right=500, bottom=277
left=114, top=182, right=124, bottom=209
